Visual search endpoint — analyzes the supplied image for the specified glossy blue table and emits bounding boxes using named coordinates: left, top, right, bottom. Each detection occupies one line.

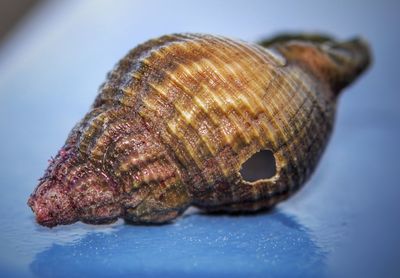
left=0, top=1, right=399, bottom=277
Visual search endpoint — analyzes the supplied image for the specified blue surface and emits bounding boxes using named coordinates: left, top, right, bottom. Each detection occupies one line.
left=29, top=212, right=325, bottom=277
left=0, top=1, right=399, bottom=277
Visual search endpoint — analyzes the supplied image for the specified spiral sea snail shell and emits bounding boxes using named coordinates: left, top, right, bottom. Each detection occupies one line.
left=28, top=33, right=371, bottom=227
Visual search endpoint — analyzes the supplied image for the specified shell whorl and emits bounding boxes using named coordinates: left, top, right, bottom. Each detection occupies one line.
left=78, top=34, right=333, bottom=193
left=28, top=33, right=371, bottom=226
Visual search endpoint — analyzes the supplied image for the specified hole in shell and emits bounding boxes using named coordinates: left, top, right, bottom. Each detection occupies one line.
left=239, top=150, right=276, bottom=182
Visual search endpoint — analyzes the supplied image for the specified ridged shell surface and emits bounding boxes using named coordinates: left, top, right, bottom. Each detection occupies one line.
left=28, top=33, right=371, bottom=227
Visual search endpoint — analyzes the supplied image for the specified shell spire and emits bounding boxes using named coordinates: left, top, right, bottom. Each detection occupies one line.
left=28, top=33, right=371, bottom=227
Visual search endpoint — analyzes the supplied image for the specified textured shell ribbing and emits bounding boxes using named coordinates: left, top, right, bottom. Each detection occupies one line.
left=28, top=33, right=371, bottom=227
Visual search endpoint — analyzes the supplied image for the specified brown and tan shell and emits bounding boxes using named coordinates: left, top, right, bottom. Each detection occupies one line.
left=28, top=33, right=371, bottom=227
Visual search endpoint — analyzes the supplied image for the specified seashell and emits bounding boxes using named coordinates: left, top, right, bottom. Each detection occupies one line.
left=28, top=33, right=371, bottom=227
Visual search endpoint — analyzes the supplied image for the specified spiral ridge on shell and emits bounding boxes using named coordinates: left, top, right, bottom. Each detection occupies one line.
left=28, top=33, right=371, bottom=227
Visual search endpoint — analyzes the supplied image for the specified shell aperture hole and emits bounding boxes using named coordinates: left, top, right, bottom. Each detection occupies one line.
left=239, top=150, right=276, bottom=182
